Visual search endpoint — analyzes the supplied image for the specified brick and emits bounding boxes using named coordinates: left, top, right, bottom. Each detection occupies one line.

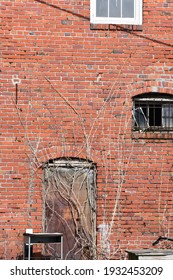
left=0, top=0, right=173, bottom=260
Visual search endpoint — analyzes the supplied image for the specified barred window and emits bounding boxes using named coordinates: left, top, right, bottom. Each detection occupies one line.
left=132, top=93, right=173, bottom=131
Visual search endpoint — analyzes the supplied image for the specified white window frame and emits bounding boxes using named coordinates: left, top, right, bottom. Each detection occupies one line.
left=90, top=0, right=143, bottom=25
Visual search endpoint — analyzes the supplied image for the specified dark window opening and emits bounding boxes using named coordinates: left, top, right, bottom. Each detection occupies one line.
left=133, top=93, right=173, bottom=131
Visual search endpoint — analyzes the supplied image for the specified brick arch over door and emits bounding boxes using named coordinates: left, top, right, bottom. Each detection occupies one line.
left=42, top=157, right=97, bottom=260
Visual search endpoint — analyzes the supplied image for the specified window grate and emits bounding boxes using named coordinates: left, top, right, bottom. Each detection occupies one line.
left=133, top=94, right=173, bottom=131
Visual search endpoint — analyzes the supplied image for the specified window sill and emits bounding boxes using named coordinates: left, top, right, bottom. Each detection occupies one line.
left=90, top=24, right=143, bottom=32
left=132, top=130, right=173, bottom=140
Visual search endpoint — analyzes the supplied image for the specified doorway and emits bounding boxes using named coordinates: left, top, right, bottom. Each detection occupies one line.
left=43, top=158, right=96, bottom=259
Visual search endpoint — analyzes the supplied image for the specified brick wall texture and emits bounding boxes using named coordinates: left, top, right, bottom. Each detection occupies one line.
left=0, top=0, right=173, bottom=259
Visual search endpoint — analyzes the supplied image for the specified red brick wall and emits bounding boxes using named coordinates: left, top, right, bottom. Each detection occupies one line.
left=0, top=0, right=173, bottom=259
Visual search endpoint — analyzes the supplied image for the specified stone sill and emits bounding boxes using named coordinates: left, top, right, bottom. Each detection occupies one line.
left=90, top=24, right=143, bottom=32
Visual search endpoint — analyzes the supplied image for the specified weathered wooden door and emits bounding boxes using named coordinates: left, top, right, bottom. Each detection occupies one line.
left=43, top=159, right=96, bottom=259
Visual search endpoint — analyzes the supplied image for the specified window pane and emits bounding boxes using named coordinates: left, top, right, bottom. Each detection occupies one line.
left=109, top=0, right=121, bottom=18
left=96, top=0, right=108, bottom=17
left=122, top=0, right=134, bottom=18
left=134, top=107, right=149, bottom=129
left=148, top=104, right=161, bottom=127
left=162, top=104, right=173, bottom=128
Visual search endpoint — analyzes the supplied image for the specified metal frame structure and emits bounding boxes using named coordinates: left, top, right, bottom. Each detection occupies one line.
left=23, top=232, right=63, bottom=260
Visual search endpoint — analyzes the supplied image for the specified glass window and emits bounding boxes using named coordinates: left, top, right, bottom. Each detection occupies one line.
left=122, top=0, right=134, bottom=18
left=91, top=0, right=142, bottom=25
left=110, top=0, right=121, bottom=18
left=96, top=0, right=108, bottom=17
